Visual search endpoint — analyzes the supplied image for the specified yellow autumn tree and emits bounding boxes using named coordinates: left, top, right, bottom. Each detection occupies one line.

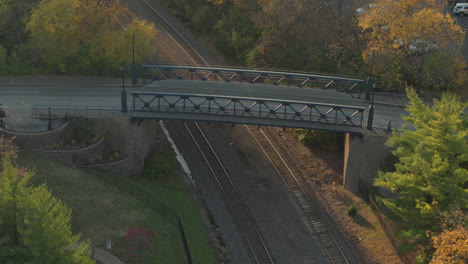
left=358, top=0, right=465, bottom=91
left=430, top=207, right=468, bottom=264
left=26, top=0, right=157, bottom=74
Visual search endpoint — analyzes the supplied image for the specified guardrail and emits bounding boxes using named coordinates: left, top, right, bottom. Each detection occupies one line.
left=142, top=65, right=364, bottom=98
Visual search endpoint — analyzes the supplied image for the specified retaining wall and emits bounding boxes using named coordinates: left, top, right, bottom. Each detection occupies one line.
left=82, top=156, right=135, bottom=175
left=90, top=118, right=162, bottom=174
left=0, top=122, right=69, bottom=149
left=33, top=136, right=105, bottom=164
left=343, top=130, right=392, bottom=194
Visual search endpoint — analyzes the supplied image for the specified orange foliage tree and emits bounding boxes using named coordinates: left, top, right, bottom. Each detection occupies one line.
left=430, top=206, right=468, bottom=264
left=0, top=136, right=18, bottom=161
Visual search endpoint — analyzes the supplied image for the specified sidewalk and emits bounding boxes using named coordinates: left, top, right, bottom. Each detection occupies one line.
left=92, top=247, right=124, bottom=264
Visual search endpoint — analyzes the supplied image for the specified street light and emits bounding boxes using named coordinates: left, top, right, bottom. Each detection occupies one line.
left=48, top=106, right=52, bottom=131
left=120, top=62, right=128, bottom=113
left=367, top=84, right=376, bottom=130
left=365, top=51, right=374, bottom=101
left=131, top=33, right=137, bottom=84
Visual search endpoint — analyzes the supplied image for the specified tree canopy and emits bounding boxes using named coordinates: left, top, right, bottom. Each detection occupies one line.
left=0, top=137, right=93, bottom=263
left=375, top=88, right=468, bottom=242
left=430, top=206, right=468, bottom=264
left=358, top=0, right=465, bottom=91
left=25, top=0, right=157, bottom=74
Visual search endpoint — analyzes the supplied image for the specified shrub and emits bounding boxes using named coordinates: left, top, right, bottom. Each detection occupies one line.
left=294, top=129, right=344, bottom=152
left=144, top=151, right=177, bottom=179
left=68, top=116, right=94, bottom=145
left=347, top=203, right=358, bottom=216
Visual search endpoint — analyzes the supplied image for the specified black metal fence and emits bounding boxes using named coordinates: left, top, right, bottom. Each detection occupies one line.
left=367, top=194, right=409, bottom=264
left=78, top=165, right=192, bottom=264
left=31, top=105, right=128, bottom=118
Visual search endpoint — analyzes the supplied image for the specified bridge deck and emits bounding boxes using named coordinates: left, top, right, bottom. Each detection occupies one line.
left=131, top=111, right=365, bottom=134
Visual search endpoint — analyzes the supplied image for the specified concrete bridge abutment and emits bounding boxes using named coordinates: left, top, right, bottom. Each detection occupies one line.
left=343, top=130, right=392, bottom=194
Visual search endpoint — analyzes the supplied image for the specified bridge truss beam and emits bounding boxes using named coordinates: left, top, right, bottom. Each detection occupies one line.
left=142, top=65, right=364, bottom=99
left=131, top=92, right=366, bottom=134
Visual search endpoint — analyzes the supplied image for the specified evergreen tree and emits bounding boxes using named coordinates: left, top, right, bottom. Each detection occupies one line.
left=375, top=88, right=468, bottom=241
left=0, top=158, right=32, bottom=248
left=0, top=218, right=14, bottom=259
left=17, top=185, right=93, bottom=264
left=0, top=159, right=94, bottom=263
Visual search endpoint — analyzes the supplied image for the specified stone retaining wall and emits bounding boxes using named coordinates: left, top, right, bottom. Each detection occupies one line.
left=33, top=136, right=105, bottom=165
left=0, top=122, right=69, bottom=149
left=82, top=155, right=136, bottom=175
left=89, top=118, right=161, bottom=174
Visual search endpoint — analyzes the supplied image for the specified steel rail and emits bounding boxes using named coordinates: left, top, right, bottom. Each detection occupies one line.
left=246, top=126, right=350, bottom=264
left=134, top=0, right=209, bottom=65
left=132, top=0, right=276, bottom=263
left=184, top=121, right=275, bottom=264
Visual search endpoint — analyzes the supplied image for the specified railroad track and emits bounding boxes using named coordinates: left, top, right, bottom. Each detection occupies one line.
left=246, top=126, right=350, bottom=264
left=131, top=0, right=208, bottom=65
left=185, top=122, right=275, bottom=263
left=129, top=0, right=277, bottom=263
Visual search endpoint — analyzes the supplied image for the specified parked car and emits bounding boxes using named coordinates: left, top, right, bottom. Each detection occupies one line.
left=448, top=0, right=468, bottom=6
left=396, top=39, right=439, bottom=54
left=454, top=3, right=468, bottom=16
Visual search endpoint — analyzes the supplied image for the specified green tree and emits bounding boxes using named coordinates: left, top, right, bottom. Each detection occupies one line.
left=0, top=0, right=38, bottom=51
left=0, top=158, right=32, bottom=248
left=375, top=88, right=468, bottom=242
left=17, top=185, right=93, bottom=264
left=0, top=44, right=7, bottom=75
left=0, top=218, right=12, bottom=259
left=0, top=159, right=93, bottom=263
left=26, top=0, right=157, bottom=74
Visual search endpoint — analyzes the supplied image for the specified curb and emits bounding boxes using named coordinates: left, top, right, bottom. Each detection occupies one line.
left=359, top=99, right=406, bottom=108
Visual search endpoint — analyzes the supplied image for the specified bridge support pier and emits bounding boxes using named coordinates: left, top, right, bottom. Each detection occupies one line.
left=343, top=131, right=391, bottom=194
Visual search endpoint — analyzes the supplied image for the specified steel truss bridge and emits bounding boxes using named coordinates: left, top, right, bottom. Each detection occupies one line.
left=142, top=65, right=366, bottom=99
left=130, top=92, right=366, bottom=134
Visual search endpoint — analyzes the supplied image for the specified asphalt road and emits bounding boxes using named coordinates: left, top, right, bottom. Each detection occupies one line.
left=0, top=76, right=409, bottom=131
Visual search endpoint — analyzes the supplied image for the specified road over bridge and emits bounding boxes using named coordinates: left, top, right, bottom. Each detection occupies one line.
left=0, top=75, right=408, bottom=132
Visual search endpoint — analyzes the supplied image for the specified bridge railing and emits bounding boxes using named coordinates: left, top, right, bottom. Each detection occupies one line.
left=131, top=92, right=366, bottom=128
left=142, top=65, right=364, bottom=99
left=31, top=105, right=128, bottom=118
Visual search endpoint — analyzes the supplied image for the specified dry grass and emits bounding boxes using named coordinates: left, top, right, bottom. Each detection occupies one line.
left=325, top=186, right=402, bottom=264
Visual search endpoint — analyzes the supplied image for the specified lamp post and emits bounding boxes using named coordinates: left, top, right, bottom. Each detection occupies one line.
left=367, top=84, right=375, bottom=130
left=131, top=33, right=137, bottom=84
left=120, top=62, right=128, bottom=113
left=365, top=51, right=374, bottom=101
left=48, top=106, right=52, bottom=130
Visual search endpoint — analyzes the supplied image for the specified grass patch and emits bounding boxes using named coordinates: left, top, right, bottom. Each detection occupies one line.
left=144, top=150, right=177, bottom=179
left=20, top=153, right=194, bottom=264
left=117, top=170, right=218, bottom=264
